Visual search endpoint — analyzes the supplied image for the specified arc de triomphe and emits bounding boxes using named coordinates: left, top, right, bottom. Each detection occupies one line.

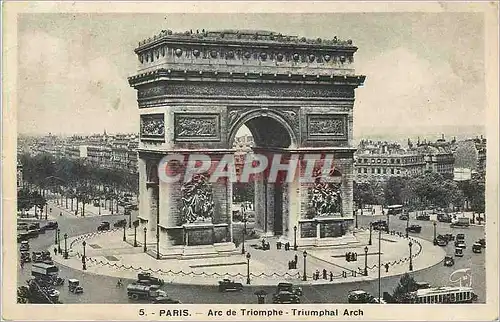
left=128, top=29, right=366, bottom=258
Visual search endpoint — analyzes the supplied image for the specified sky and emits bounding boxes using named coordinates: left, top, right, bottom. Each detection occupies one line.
left=17, top=12, right=486, bottom=141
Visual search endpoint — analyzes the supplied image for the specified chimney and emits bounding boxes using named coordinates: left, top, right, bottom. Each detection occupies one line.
left=441, top=133, right=445, bottom=140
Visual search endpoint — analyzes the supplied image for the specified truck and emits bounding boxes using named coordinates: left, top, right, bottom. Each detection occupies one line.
left=31, top=263, right=59, bottom=278
left=126, top=283, right=167, bottom=301
left=451, top=217, right=470, bottom=228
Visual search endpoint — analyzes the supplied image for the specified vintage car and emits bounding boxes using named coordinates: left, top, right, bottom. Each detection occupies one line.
left=218, top=279, right=243, bottom=292
left=151, top=296, right=182, bottom=304
left=435, top=237, right=448, bottom=247
left=444, top=256, right=455, bottom=266
left=472, top=242, right=483, bottom=253
left=17, top=223, right=29, bottom=231
left=113, top=219, right=127, bottom=228
left=17, top=232, right=30, bottom=243
left=405, top=225, right=422, bottom=233
left=371, top=220, right=388, bottom=231
left=20, top=240, right=30, bottom=252
left=20, top=251, right=31, bottom=263
left=43, top=221, right=58, bottom=230
left=137, top=272, right=164, bottom=286
left=416, top=214, right=431, bottom=221
left=348, top=290, right=385, bottom=304
left=454, top=248, right=464, bottom=257
left=68, top=279, right=84, bottom=294
left=272, top=291, right=300, bottom=304
left=399, top=214, right=409, bottom=220
left=97, top=221, right=111, bottom=231
left=277, top=282, right=303, bottom=296
left=477, top=238, right=485, bottom=248
left=437, top=213, right=452, bottom=223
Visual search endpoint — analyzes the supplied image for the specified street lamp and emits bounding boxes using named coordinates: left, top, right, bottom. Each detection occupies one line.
left=293, top=225, right=298, bottom=251
left=433, top=221, right=437, bottom=245
left=354, top=209, right=358, bottom=229
left=368, top=223, right=373, bottom=246
left=409, top=241, right=413, bottom=271
left=128, top=211, right=132, bottom=228
left=241, top=207, right=247, bottom=255
left=123, top=221, right=127, bottom=242
left=378, top=228, right=382, bottom=303
left=143, top=227, right=147, bottom=253
left=45, top=204, right=48, bottom=220
left=302, top=250, right=308, bottom=281
left=54, top=229, right=58, bottom=245
left=406, top=213, right=410, bottom=238
left=133, top=221, right=138, bottom=247
left=64, top=233, right=68, bottom=259
left=82, top=241, right=87, bottom=271
left=364, top=246, right=368, bottom=276
left=246, top=252, right=251, bottom=284
left=386, top=210, right=390, bottom=233
left=57, top=229, right=61, bottom=254
left=156, top=224, right=160, bottom=260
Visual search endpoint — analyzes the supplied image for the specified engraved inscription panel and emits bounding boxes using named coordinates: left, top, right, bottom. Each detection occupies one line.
left=307, top=114, right=347, bottom=140
left=140, top=114, right=165, bottom=140
left=174, top=113, right=221, bottom=142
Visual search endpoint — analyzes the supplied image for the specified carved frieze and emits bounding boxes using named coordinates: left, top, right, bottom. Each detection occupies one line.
left=180, top=173, right=214, bottom=224
left=306, top=114, right=347, bottom=140
left=174, top=113, right=221, bottom=142
left=140, top=114, right=165, bottom=140
left=138, top=85, right=167, bottom=99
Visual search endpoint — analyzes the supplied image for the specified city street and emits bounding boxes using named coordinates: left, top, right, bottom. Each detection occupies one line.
left=17, top=211, right=486, bottom=304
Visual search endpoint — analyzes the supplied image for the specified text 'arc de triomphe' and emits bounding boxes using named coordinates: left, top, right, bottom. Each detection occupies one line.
left=128, top=29, right=366, bottom=258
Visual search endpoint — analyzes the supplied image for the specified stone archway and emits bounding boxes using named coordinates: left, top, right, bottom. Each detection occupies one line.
left=129, top=29, right=365, bottom=257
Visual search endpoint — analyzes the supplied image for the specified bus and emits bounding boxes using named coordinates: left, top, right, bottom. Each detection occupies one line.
left=31, top=263, right=59, bottom=278
left=387, top=205, right=403, bottom=216
left=411, top=286, right=478, bottom=304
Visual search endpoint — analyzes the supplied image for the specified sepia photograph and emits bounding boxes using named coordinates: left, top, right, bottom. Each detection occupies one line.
left=2, top=1, right=499, bottom=321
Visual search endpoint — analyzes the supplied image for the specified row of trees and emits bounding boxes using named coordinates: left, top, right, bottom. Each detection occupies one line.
left=17, top=189, right=46, bottom=215
left=18, top=153, right=139, bottom=215
left=354, top=171, right=485, bottom=213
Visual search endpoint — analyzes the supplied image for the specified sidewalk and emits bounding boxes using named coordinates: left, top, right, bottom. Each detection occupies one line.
left=52, top=227, right=444, bottom=286
left=47, top=199, right=126, bottom=219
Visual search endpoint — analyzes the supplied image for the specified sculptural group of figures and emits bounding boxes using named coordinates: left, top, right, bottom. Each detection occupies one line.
left=309, top=177, right=342, bottom=217
left=180, top=173, right=215, bottom=224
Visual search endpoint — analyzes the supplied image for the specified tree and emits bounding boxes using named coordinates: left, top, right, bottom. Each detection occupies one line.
left=30, top=191, right=46, bottom=215
left=392, top=273, right=419, bottom=303
left=384, top=177, right=408, bottom=206
left=17, top=189, right=34, bottom=214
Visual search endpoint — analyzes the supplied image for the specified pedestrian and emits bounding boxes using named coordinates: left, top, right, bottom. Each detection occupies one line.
left=294, top=254, right=298, bottom=264
left=322, top=269, right=327, bottom=279
left=315, top=269, right=320, bottom=280
left=54, top=247, right=58, bottom=256
left=330, top=271, right=333, bottom=281
left=20, top=260, right=24, bottom=269
left=385, top=263, right=389, bottom=273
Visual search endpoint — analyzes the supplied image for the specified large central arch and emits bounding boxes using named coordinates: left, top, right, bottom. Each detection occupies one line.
left=128, top=29, right=366, bottom=258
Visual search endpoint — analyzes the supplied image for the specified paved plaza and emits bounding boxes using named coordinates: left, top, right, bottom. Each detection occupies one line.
left=52, top=226, right=444, bottom=286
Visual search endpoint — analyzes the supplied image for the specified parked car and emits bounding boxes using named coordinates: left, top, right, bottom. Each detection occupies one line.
left=276, top=282, right=303, bottom=296
left=437, top=213, right=452, bottom=223
left=218, top=279, right=243, bottom=292
left=435, top=237, right=448, bottom=246
left=114, top=219, right=127, bottom=228
left=472, top=243, right=482, bottom=253
left=399, top=214, right=409, bottom=220
left=28, top=223, right=41, bottom=230
left=17, top=232, right=30, bottom=243
left=43, top=221, right=58, bottom=230
left=17, top=223, right=29, bottom=231
left=405, top=225, right=422, bottom=233
left=454, top=248, right=464, bottom=257
left=137, top=272, right=164, bottom=286
left=97, top=221, right=111, bottom=231
left=444, top=256, right=455, bottom=266
left=272, top=291, right=300, bottom=304
left=477, top=238, right=486, bottom=248
left=19, top=240, right=30, bottom=252
left=416, top=214, right=430, bottom=221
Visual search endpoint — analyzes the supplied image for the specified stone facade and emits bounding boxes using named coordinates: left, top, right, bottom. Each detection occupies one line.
left=128, top=29, right=366, bottom=257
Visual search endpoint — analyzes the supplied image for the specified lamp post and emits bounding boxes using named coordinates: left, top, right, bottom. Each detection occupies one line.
left=128, top=210, right=132, bottom=228
left=433, top=221, right=437, bottom=244
left=364, top=246, right=368, bottom=276
left=386, top=210, right=390, bottom=234
left=143, top=227, right=147, bottom=253
left=54, top=229, right=58, bottom=245
left=293, top=225, right=298, bottom=250
left=133, top=221, right=138, bottom=247
left=82, top=241, right=87, bottom=271
left=45, top=204, right=48, bottom=220
left=123, top=221, right=127, bottom=242
left=368, top=223, right=373, bottom=246
left=241, top=206, right=247, bottom=255
left=378, top=228, right=382, bottom=303
left=406, top=213, right=410, bottom=238
left=409, top=241, right=413, bottom=271
left=156, top=223, right=160, bottom=260
left=57, top=229, right=61, bottom=254
left=246, top=252, right=251, bottom=284
left=63, top=233, right=68, bottom=259
left=302, top=250, right=308, bottom=281
left=355, top=209, right=358, bottom=229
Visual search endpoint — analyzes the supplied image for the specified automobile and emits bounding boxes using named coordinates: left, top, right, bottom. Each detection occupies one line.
left=371, top=220, right=388, bottom=231
left=43, top=221, right=58, bottom=230
left=97, top=221, right=111, bottom=231
left=113, top=219, right=127, bottom=228
left=348, top=290, right=385, bottom=304
left=17, top=223, right=29, bottom=231
left=276, top=282, right=303, bottom=296
left=477, top=238, right=486, bottom=248
left=399, top=214, right=409, bottom=220
left=405, top=225, right=422, bottom=233
left=456, top=233, right=465, bottom=242
left=441, top=233, right=455, bottom=242
left=454, top=248, right=464, bottom=257
left=26, top=229, right=40, bottom=238
left=218, top=279, right=243, bottom=292
left=28, top=223, right=41, bottom=230
left=68, top=279, right=84, bottom=294
left=437, top=213, right=452, bottom=223
left=32, top=251, right=44, bottom=263
left=20, top=240, right=30, bottom=252
left=435, top=238, right=448, bottom=246
left=272, top=291, right=300, bottom=304
left=451, top=217, right=470, bottom=228
left=17, top=232, right=30, bottom=243
left=137, top=272, right=164, bottom=286
left=50, top=276, right=65, bottom=286
left=416, top=214, right=430, bottom=221
left=472, top=243, right=482, bottom=253
left=151, top=296, right=182, bottom=304
left=444, top=256, right=455, bottom=266
left=454, top=241, right=466, bottom=249
left=415, top=282, right=431, bottom=290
